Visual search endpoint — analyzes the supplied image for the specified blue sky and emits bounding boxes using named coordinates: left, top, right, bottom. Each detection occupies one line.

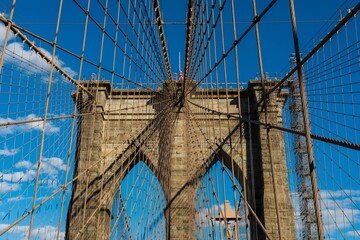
left=0, top=0, right=359, bottom=239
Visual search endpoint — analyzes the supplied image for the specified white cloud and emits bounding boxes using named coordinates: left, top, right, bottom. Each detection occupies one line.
left=0, top=117, right=16, bottom=135
left=6, top=42, right=47, bottom=70
left=320, top=189, right=360, bottom=199
left=4, top=41, right=77, bottom=81
left=32, top=225, right=65, bottom=239
left=61, top=66, right=77, bottom=80
left=40, top=157, right=66, bottom=175
left=322, top=207, right=360, bottom=233
left=293, top=189, right=360, bottom=237
left=0, top=182, right=20, bottom=193
left=1, top=22, right=76, bottom=81
left=0, top=170, right=36, bottom=182
left=6, top=196, right=33, bottom=202
left=0, top=157, right=66, bottom=193
left=0, top=148, right=18, bottom=156
left=0, top=224, right=65, bottom=240
left=18, top=114, right=60, bottom=133
left=0, top=22, right=14, bottom=45
left=346, top=230, right=360, bottom=237
left=0, top=224, right=29, bottom=233
left=1, top=157, right=65, bottom=181
left=6, top=196, right=47, bottom=203
left=321, top=190, right=360, bottom=235
left=15, top=160, right=32, bottom=169
left=0, top=114, right=60, bottom=135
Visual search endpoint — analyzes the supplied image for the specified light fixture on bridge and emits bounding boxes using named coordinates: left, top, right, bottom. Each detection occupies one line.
left=215, top=200, right=241, bottom=240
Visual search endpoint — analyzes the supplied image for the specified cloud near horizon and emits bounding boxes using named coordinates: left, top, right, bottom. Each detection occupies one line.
left=0, top=22, right=77, bottom=81
left=0, top=148, right=18, bottom=156
left=292, top=190, right=360, bottom=238
left=0, top=182, right=20, bottom=194
left=0, top=224, right=65, bottom=239
left=0, top=20, right=14, bottom=45
left=320, top=190, right=360, bottom=237
left=0, top=114, right=60, bottom=136
left=0, top=157, right=66, bottom=194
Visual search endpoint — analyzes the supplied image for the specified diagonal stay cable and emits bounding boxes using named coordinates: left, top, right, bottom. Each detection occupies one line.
left=185, top=0, right=277, bottom=95
left=72, top=0, right=167, bottom=87
left=153, top=0, right=173, bottom=80
left=0, top=94, right=173, bottom=236
left=5, top=1, right=168, bottom=91
left=184, top=0, right=195, bottom=84
left=71, top=98, right=175, bottom=238
left=188, top=99, right=360, bottom=151
left=0, top=15, right=93, bottom=97
left=257, top=2, right=360, bottom=107
left=167, top=104, right=273, bottom=239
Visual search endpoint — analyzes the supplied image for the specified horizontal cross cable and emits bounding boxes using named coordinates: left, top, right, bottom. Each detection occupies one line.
left=168, top=105, right=273, bottom=239
left=0, top=95, right=174, bottom=236
left=0, top=99, right=168, bottom=128
left=188, top=100, right=360, bottom=151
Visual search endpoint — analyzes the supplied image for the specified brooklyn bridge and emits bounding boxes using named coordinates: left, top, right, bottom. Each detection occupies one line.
left=0, top=0, right=359, bottom=239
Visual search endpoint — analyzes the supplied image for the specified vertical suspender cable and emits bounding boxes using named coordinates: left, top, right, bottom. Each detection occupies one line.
left=28, top=0, right=64, bottom=238
left=0, top=0, right=16, bottom=72
left=153, top=0, right=173, bottom=80
left=95, top=0, right=110, bottom=237
left=288, top=0, right=325, bottom=238
left=251, top=0, right=265, bottom=81
left=230, top=0, right=249, bottom=238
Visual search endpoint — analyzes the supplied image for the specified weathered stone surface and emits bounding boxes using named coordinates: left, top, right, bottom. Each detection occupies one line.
left=66, top=80, right=295, bottom=240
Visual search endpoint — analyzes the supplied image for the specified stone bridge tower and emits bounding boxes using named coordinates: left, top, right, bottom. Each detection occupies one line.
left=65, top=80, right=295, bottom=239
